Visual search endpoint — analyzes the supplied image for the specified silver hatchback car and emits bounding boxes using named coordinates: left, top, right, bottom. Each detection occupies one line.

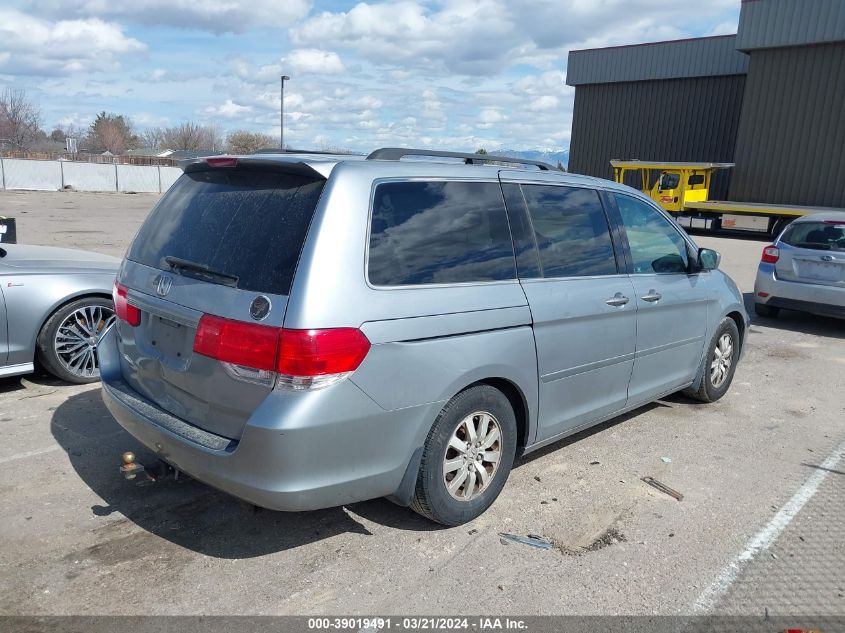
left=753, top=212, right=845, bottom=320
left=100, top=148, right=748, bottom=525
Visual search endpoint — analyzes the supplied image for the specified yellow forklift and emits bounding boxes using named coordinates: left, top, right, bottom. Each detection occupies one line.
left=610, top=160, right=842, bottom=237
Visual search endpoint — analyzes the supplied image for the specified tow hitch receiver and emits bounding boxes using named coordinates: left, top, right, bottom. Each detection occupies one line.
left=120, top=451, right=184, bottom=483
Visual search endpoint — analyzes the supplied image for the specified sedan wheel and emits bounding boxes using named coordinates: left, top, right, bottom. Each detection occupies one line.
left=37, top=297, right=115, bottom=384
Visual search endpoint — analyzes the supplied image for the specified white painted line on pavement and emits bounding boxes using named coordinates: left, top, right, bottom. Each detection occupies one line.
left=693, top=437, right=845, bottom=612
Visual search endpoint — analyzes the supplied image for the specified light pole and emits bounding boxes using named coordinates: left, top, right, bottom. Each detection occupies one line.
left=280, top=75, right=290, bottom=150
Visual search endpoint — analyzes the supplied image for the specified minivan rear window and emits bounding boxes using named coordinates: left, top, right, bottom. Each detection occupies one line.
left=368, top=181, right=516, bottom=286
left=127, top=169, right=324, bottom=295
left=781, top=221, right=845, bottom=252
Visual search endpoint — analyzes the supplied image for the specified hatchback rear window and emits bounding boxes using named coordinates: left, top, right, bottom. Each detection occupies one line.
left=127, top=168, right=324, bottom=295
left=781, top=221, right=845, bottom=252
left=368, top=181, right=516, bottom=286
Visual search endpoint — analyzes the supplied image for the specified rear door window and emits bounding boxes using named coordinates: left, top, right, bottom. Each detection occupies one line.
left=368, top=181, right=516, bottom=286
left=127, top=168, right=324, bottom=295
left=520, top=184, right=618, bottom=278
left=614, top=194, right=690, bottom=274
left=781, top=221, right=845, bottom=252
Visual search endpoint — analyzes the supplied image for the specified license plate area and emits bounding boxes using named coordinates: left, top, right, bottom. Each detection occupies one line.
left=796, top=261, right=842, bottom=282
left=146, top=315, right=194, bottom=362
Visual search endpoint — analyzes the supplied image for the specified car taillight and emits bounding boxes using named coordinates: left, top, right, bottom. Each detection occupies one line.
left=113, top=281, right=141, bottom=326
left=193, top=314, right=279, bottom=371
left=761, top=244, right=779, bottom=263
left=193, top=314, right=371, bottom=390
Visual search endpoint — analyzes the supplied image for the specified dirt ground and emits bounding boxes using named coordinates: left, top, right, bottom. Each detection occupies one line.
left=0, top=190, right=842, bottom=616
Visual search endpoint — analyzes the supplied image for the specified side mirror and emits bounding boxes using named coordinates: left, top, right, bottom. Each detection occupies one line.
left=697, top=247, right=720, bottom=271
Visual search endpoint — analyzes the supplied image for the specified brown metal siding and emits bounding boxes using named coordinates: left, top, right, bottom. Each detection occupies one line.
left=568, top=75, right=746, bottom=199
left=729, top=42, right=845, bottom=207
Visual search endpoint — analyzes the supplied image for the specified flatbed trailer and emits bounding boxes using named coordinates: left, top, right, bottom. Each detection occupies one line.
left=610, top=160, right=845, bottom=237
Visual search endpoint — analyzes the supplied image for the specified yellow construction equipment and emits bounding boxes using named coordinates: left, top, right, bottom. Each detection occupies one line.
left=610, top=160, right=843, bottom=236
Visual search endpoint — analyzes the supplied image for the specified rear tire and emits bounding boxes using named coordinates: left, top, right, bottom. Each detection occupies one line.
left=36, top=296, right=115, bottom=384
left=683, top=317, right=740, bottom=403
left=754, top=303, right=780, bottom=319
left=410, top=385, right=516, bottom=526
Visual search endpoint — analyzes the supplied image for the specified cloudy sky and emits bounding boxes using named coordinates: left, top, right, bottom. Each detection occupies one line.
left=0, top=0, right=741, bottom=152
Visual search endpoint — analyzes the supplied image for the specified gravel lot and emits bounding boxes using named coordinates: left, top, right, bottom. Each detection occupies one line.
left=0, top=190, right=842, bottom=616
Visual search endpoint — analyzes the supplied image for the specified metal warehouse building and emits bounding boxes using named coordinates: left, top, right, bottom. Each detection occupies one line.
left=566, top=0, right=845, bottom=208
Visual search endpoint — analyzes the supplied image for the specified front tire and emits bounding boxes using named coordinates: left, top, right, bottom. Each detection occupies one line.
left=36, top=296, right=115, bottom=384
left=684, top=317, right=740, bottom=403
left=410, top=385, right=517, bottom=526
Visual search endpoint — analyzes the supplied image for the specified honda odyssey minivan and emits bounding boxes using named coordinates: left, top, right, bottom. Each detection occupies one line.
left=100, top=148, right=748, bottom=525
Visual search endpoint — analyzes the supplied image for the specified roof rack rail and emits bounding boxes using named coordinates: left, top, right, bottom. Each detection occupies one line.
left=366, top=147, right=561, bottom=171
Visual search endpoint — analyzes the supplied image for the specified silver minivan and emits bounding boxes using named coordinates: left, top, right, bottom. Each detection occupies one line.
left=100, top=148, right=748, bottom=525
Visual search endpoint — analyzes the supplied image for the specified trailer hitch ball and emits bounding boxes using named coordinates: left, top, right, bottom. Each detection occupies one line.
left=120, top=451, right=146, bottom=480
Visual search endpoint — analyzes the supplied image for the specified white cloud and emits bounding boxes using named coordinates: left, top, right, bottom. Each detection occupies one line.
left=285, top=49, right=346, bottom=75
left=477, top=108, right=506, bottom=129
left=0, top=9, right=145, bottom=76
left=528, top=95, right=559, bottom=111
left=292, top=0, right=739, bottom=75
left=8, top=0, right=740, bottom=155
left=204, top=99, right=253, bottom=118
left=25, top=0, right=312, bottom=34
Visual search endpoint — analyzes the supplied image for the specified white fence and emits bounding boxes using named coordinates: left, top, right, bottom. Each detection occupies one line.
left=0, top=158, right=182, bottom=193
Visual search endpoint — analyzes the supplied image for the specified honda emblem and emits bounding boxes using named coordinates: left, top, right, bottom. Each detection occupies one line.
left=156, top=274, right=173, bottom=296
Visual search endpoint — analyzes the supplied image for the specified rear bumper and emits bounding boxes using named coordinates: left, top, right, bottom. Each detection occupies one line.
left=754, top=264, right=845, bottom=318
left=98, top=326, right=439, bottom=511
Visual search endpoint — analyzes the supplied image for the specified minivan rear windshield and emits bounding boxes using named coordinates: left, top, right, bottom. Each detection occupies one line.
left=781, top=220, right=845, bottom=252
left=127, top=168, right=325, bottom=295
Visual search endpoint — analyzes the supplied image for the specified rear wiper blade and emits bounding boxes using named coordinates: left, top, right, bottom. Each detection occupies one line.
left=163, top=256, right=239, bottom=287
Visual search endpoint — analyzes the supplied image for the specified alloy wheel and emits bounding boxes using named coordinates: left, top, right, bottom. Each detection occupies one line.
left=53, top=304, right=115, bottom=379
left=443, top=410, right=503, bottom=501
left=710, top=332, right=734, bottom=388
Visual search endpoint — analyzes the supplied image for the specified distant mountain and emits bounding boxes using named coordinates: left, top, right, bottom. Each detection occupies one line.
left=495, top=148, right=570, bottom=169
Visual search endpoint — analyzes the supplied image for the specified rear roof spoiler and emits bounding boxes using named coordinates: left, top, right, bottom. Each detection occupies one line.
left=179, top=156, right=331, bottom=179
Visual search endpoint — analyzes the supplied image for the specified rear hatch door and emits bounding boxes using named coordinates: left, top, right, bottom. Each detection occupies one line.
left=776, top=219, right=845, bottom=287
left=116, top=160, right=326, bottom=440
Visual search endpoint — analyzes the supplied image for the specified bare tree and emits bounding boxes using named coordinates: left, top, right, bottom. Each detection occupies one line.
left=161, top=122, right=223, bottom=151
left=0, top=88, right=43, bottom=151
left=225, top=130, right=275, bottom=154
left=140, top=126, right=167, bottom=150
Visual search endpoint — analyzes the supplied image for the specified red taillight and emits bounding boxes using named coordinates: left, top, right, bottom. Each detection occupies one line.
left=761, top=244, right=779, bottom=263
left=113, top=281, right=141, bottom=326
left=193, top=314, right=278, bottom=371
left=193, top=314, right=371, bottom=381
left=277, top=328, right=371, bottom=377
left=205, top=157, right=238, bottom=168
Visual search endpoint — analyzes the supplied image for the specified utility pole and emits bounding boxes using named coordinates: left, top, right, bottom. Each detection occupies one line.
left=280, top=75, right=290, bottom=150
